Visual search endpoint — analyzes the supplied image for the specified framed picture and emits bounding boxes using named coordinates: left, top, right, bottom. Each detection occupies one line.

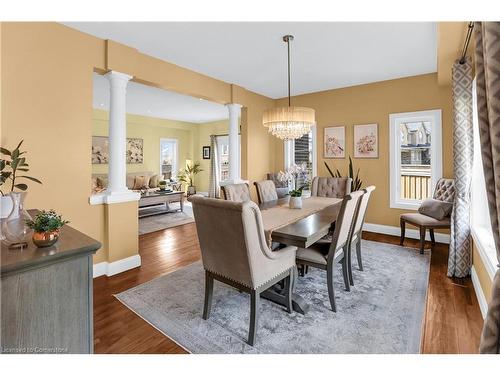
left=354, top=123, right=378, bottom=158
left=202, top=146, right=211, bottom=159
left=92, top=136, right=144, bottom=164
left=324, top=126, right=345, bottom=158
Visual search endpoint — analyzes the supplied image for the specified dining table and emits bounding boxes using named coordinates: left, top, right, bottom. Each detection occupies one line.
left=259, top=196, right=342, bottom=314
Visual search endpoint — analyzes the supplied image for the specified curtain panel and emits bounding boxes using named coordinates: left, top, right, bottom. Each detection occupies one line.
left=448, top=57, right=474, bottom=278
left=475, top=21, right=500, bottom=354
left=208, top=135, right=220, bottom=198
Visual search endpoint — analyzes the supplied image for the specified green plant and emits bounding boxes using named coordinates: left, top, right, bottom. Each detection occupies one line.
left=0, top=140, right=42, bottom=195
left=324, top=156, right=362, bottom=191
left=26, top=210, right=69, bottom=233
left=158, top=180, right=167, bottom=186
left=178, top=162, right=203, bottom=187
left=290, top=186, right=306, bottom=197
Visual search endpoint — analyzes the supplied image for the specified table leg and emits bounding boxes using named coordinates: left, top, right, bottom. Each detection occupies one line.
left=180, top=197, right=184, bottom=212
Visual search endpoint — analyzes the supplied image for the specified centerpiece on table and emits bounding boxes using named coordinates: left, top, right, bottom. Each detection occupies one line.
left=277, top=163, right=310, bottom=209
left=26, top=210, right=69, bottom=248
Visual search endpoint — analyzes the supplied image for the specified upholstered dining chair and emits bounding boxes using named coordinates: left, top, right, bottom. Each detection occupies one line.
left=190, top=196, right=297, bottom=346
left=254, top=180, right=279, bottom=204
left=346, top=186, right=376, bottom=286
left=311, top=177, right=352, bottom=198
left=295, top=190, right=365, bottom=312
left=400, top=178, right=455, bottom=254
left=221, top=183, right=251, bottom=202
left=267, top=172, right=290, bottom=198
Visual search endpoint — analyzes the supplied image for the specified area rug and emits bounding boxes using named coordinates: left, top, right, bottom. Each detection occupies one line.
left=139, top=201, right=194, bottom=235
left=115, top=240, right=430, bottom=353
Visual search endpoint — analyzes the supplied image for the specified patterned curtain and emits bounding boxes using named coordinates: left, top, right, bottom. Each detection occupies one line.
left=208, top=135, right=220, bottom=198
left=448, top=57, right=474, bottom=278
left=475, top=22, right=500, bottom=354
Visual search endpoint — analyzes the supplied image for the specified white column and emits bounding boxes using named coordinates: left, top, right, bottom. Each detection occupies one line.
left=102, top=71, right=139, bottom=204
left=227, top=103, right=241, bottom=183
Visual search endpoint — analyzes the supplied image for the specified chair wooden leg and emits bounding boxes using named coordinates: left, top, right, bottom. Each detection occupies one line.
left=419, top=226, right=426, bottom=254
left=203, top=271, right=214, bottom=320
left=429, top=229, right=436, bottom=245
left=341, top=251, right=350, bottom=292
left=347, top=241, right=354, bottom=286
left=327, top=261, right=337, bottom=312
left=248, top=290, right=260, bottom=346
left=356, top=238, right=363, bottom=271
left=400, top=218, right=406, bottom=246
left=305, top=265, right=309, bottom=274
left=284, top=270, right=293, bottom=314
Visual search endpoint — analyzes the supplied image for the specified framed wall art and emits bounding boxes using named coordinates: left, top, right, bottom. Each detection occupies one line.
left=324, top=126, right=345, bottom=158
left=92, top=136, right=144, bottom=164
left=354, top=123, right=378, bottom=158
left=202, top=146, right=211, bottom=159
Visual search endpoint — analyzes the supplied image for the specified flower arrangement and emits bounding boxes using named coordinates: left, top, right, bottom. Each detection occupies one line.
left=277, top=163, right=310, bottom=197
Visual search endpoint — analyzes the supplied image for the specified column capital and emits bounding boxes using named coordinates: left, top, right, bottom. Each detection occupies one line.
left=105, top=71, right=133, bottom=87
left=226, top=103, right=242, bottom=112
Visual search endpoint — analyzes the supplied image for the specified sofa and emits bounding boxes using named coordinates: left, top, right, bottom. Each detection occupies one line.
left=91, top=171, right=160, bottom=194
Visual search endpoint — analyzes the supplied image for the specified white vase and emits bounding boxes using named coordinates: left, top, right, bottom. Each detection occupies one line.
left=1, top=194, right=14, bottom=219
left=289, top=196, right=302, bottom=209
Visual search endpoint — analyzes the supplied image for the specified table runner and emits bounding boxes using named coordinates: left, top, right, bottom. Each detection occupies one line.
left=260, top=196, right=341, bottom=245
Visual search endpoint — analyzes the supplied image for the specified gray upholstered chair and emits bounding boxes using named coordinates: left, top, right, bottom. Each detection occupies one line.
left=347, top=186, right=376, bottom=285
left=400, top=178, right=455, bottom=254
left=267, top=172, right=289, bottom=198
left=311, top=177, right=352, bottom=198
left=221, top=183, right=251, bottom=202
left=254, top=180, right=279, bottom=204
left=295, top=190, right=365, bottom=312
left=190, top=196, right=296, bottom=346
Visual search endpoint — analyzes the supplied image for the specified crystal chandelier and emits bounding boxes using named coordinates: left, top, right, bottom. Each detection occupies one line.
left=263, top=35, right=315, bottom=141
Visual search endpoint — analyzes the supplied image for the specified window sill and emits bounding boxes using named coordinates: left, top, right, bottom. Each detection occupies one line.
left=471, top=226, right=498, bottom=280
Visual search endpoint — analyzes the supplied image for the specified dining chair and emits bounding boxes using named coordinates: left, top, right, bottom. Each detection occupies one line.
left=254, top=180, right=279, bottom=204
left=267, top=172, right=290, bottom=198
left=346, top=186, right=376, bottom=286
left=400, top=178, right=455, bottom=254
left=311, top=177, right=352, bottom=198
left=190, top=195, right=296, bottom=346
left=221, top=183, right=251, bottom=202
left=295, top=190, right=364, bottom=312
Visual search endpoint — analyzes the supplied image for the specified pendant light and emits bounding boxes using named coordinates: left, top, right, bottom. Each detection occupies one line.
left=263, top=35, right=315, bottom=141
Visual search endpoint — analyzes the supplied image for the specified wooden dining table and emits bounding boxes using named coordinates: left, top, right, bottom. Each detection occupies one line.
left=259, top=196, right=342, bottom=314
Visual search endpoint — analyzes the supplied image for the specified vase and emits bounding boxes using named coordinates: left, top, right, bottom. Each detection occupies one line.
left=32, top=229, right=60, bottom=248
left=289, top=196, right=303, bottom=209
left=1, top=194, right=14, bottom=219
left=1, top=192, right=33, bottom=249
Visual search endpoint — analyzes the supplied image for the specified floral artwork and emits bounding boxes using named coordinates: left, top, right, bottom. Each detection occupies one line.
left=324, top=126, right=345, bottom=158
left=354, top=124, right=378, bottom=158
left=92, top=136, right=143, bottom=164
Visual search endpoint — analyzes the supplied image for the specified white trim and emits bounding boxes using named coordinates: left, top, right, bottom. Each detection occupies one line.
left=93, top=254, right=141, bottom=278
left=160, top=138, right=179, bottom=179
left=363, top=222, right=450, bottom=244
left=471, top=266, right=488, bottom=319
left=471, top=227, right=498, bottom=280
left=89, top=190, right=140, bottom=205
left=389, top=109, right=442, bottom=210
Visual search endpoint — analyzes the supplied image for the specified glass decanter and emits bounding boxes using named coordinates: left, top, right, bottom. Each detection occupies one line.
left=1, top=191, right=33, bottom=249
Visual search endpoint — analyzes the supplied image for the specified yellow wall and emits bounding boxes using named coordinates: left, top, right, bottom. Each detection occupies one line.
left=92, top=109, right=197, bottom=177
left=274, top=73, right=454, bottom=228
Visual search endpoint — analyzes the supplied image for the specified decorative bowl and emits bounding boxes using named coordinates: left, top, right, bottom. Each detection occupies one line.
left=32, top=230, right=60, bottom=248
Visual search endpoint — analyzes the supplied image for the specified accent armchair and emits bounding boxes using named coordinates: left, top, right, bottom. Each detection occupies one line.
left=311, top=177, right=352, bottom=198
left=190, top=196, right=297, bottom=346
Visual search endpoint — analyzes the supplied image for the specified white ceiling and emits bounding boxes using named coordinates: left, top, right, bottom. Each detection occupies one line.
left=93, top=73, right=228, bottom=123
left=66, top=22, right=437, bottom=99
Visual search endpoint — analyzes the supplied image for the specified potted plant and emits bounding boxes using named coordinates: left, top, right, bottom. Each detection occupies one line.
left=26, top=210, right=69, bottom=248
left=0, top=140, right=42, bottom=218
left=324, top=156, right=363, bottom=192
left=158, top=180, right=167, bottom=191
left=278, top=163, right=310, bottom=209
left=178, top=162, right=203, bottom=195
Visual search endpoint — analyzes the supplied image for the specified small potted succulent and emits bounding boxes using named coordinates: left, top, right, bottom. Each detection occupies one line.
left=158, top=180, right=167, bottom=191
left=26, top=210, right=69, bottom=248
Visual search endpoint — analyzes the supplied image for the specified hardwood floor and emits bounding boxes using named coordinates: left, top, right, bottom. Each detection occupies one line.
left=93, top=224, right=483, bottom=354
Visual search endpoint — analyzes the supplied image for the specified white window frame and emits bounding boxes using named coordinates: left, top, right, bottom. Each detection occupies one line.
left=389, top=109, right=442, bottom=210
left=159, top=138, right=178, bottom=179
left=284, top=125, right=317, bottom=177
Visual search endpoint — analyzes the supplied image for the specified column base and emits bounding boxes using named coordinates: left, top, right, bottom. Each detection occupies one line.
left=89, top=189, right=140, bottom=205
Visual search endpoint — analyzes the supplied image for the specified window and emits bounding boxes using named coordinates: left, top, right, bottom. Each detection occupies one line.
left=160, top=139, right=178, bottom=180
left=284, top=126, right=317, bottom=188
left=389, top=110, right=442, bottom=210
left=470, top=79, right=497, bottom=278
left=217, top=136, right=230, bottom=183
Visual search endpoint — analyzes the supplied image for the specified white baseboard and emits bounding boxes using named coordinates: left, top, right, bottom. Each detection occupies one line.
left=363, top=222, right=450, bottom=244
left=471, top=266, right=488, bottom=319
left=93, top=254, right=141, bottom=278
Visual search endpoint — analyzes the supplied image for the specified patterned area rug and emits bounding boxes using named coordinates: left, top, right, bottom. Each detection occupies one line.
left=115, top=240, right=430, bottom=353
left=138, top=202, right=194, bottom=235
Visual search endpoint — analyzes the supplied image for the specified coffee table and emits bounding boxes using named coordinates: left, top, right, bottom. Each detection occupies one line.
left=138, top=190, right=185, bottom=218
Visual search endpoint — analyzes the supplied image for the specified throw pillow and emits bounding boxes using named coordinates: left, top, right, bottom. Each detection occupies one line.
left=418, top=198, right=453, bottom=220
left=132, top=175, right=148, bottom=190
left=96, top=176, right=108, bottom=188
left=149, top=174, right=159, bottom=188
